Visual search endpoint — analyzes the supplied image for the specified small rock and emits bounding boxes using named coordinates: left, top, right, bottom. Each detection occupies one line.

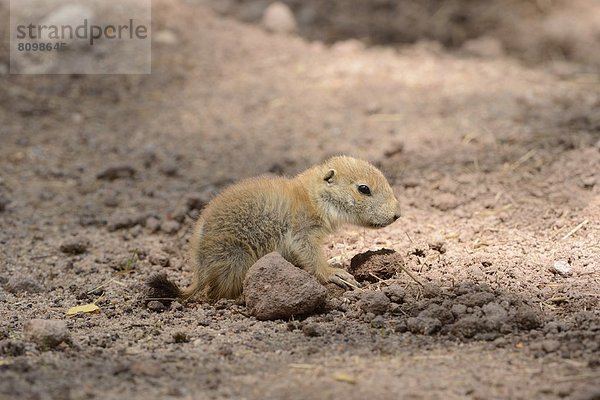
left=5, top=275, right=43, bottom=294
left=159, top=158, right=179, bottom=176
left=383, top=284, right=406, bottom=303
left=59, top=238, right=89, bottom=255
left=371, top=315, right=385, bottom=329
left=170, top=301, right=184, bottom=311
left=107, top=213, right=148, bottom=231
left=145, top=216, right=161, bottom=233
left=172, top=331, right=188, bottom=343
left=451, top=303, right=467, bottom=316
left=428, top=238, right=446, bottom=254
left=244, top=252, right=327, bottom=320
left=261, top=2, right=297, bottom=34
left=358, top=291, right=390, bottom=315
left=146, top=300, right=166, bottom=312
left=550, top=260, right=572, bottom=277
left=160, top=220, right=181, bottom=235
left=96, top=163, right=137, bottom=180
left=23, top=319, right=70, bottom=349
left=431, top=192, right=460, bottom=211
left=301, top=323, right=322, bottom=337
left=154, top=30, right=179, bottom=45
left=541, top=339, right=561, bottom=353
left=582, top=176, right=595, bottom=188
left=102, top=193, right=120, bottom=207
left=149, top=253, right=170, bottom=267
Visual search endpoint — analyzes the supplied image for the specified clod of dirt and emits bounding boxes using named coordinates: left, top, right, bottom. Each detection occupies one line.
left=160, top=220, right=181, bottom=235
left=59, top=238, right=89, bottom=255
left=145, top=216, right=161, bottom=233
left=0, top=340, right=26, bottom=357
left=383, top=284, right=406, bottom=303
left=541, top=339, right=561, bottom=353
left=172, top=331, right=189, bottom=343
left=146, top=300, right=166, bottom=313
left=358, top=291, right=390, bottom=315
left=431, top=192, right=461, bottom=211
left=5, top=275, right=43, bottom=294
left=107, top=212, right=149, bottom=232
left=456, top=291, right=496, bottom=307
left=428, top=238, right=447, bottom=254
left=407, top=316, right=442, bottom=335
left=96, top=163, right=137, bottom=180
left=261, top=2, right=297, bottom=34
left=23, top=319, right=70, bottom=349
left=159, top=158, right=179, bottom=176
left=301, top=323, right=323, bottom=337
left=550, top=260, right=572, bottom=277
left=348, top=248, right=402, bottom=283
left=244, top=252, right=327, bottom=320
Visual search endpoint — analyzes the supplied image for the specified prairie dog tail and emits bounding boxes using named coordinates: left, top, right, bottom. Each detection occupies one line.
left=146, top=273, right=201, bottom=303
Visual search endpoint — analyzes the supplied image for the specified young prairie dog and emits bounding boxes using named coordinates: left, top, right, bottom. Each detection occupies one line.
left=148, top=156, right=401, bottom=301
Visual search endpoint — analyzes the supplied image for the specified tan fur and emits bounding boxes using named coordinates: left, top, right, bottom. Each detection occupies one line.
left=178, top=156, right=401, bottom=301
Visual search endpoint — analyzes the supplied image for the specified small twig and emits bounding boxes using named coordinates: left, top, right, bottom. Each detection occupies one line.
left=369, top=272, right=384, bottom=282
left=561, top=219, right=589, bottom=240
left=398, top=264, right=424, bottom=287
left=339, top=278, right=364, bottom=291
left=404, top=231, right=414, bottom=244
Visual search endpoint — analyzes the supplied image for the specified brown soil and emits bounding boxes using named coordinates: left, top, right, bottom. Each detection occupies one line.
left=1, top=1, right=599, bottom=399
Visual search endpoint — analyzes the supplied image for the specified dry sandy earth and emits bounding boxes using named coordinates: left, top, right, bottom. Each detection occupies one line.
left=0, top=1, right=599, bottom=399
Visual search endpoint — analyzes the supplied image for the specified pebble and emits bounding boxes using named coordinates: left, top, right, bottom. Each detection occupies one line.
left=23, top=319, right=70, bottom=349
left=160, top=220, right=181, bottom=235
left=145, top=216, right=161, bottom=233
left=146, top=300, right=166, bottom=312
left=550, top=260, right=572, bottom=277
left=244, top=252, right=327, bottom=320
left=5, top=275, right=43, bottom=294
left=261, top=2, right=297, bottom=34
left=107, top=213, right=148, bottom=231
left=159, top=158, right=179, bottom=176
left=96, top=163, right=137, bottom=180
left=358, top=291, right=390, bottom=315
left=59, top=238, right=89, bottom=255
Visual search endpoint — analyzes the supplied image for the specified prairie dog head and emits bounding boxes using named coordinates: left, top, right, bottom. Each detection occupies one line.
left=313, top=156, right=401, bottom=229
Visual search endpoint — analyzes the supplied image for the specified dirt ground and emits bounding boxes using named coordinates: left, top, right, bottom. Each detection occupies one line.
left=1, top=0, right=599, bottom=399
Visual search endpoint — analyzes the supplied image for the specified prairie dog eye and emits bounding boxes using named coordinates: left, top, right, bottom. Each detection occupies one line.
left=357, top=184, right=371, bottom=195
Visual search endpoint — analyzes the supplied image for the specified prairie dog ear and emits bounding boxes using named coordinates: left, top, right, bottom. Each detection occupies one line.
left=323, top=169, right=336, bottom=184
